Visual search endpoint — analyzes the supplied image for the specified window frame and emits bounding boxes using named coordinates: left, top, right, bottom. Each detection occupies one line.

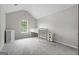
left=20, top=20, right=28, bottom=33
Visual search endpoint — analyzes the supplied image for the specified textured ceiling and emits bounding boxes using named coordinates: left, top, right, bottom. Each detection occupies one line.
left=2, top=4, right=77, bottom=19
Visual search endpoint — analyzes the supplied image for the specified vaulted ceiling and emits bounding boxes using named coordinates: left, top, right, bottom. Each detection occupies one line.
left=2, top=4, right=77, bottom=19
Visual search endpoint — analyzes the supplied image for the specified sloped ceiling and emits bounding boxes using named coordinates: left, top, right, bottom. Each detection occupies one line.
left=2, top=4, right=77, bottom=19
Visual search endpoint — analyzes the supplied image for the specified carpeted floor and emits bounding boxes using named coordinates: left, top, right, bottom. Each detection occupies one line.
left=0, top=37, right=78, bottom=55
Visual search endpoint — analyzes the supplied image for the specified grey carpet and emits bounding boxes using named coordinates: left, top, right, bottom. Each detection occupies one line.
left=0, top=37, right=78, bottom=55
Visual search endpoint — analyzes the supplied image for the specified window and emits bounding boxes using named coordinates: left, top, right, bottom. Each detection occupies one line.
left=20, top=20, right=27, bottom=33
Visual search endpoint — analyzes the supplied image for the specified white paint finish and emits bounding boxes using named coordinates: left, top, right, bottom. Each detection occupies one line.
left=0, top=5, right=1, bottom=50
left=1, top=38, right=77, bottom=55
left=0, top=5, right=6, bottom=50
left=2, top=4, right=76, bottom=19
left=6, top=30, right=15, bottom=43
left=38, top=6, right=78, bottom=49
left=6, top=10, right=37, bottom=39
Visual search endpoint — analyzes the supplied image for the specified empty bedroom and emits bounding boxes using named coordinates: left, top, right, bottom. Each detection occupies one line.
left=0, top=4, right=78, bottom=55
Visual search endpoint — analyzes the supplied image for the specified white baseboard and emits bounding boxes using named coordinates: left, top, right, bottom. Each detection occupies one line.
left=55, top=40, right=78, bottom=50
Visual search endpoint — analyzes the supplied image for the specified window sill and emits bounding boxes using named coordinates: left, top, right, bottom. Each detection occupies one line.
left=21, top=32, right=28, bottom=33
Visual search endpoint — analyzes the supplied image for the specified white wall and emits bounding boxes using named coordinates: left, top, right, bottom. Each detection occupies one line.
left=0, top=5, right=6, bottom=50
left=6, top=10, right=37, bottom=39
left=38, top=5, right=78, bottom=49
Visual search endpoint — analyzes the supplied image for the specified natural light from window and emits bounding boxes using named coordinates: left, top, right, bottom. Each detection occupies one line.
left=20, top=20, right=27, bottom=33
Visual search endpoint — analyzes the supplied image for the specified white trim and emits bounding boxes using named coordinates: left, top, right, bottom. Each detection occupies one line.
left=55, top=40, right=78, bottom=50
left=0, top=44, right=4, bottom=51
left=20, top=20, right=28, bottom=33
left=21, top=32, right=28, bottom=33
